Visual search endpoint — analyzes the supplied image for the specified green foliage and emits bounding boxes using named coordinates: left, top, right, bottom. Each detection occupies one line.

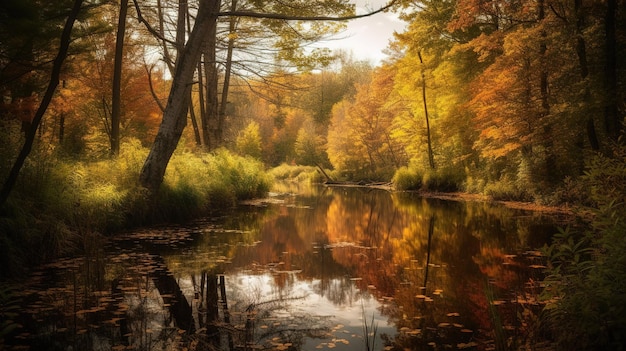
left=294, top=124, right=329, bottom=168
left=392, top=166, right=422, bottom=191
left=542, top=176, right=592, bottom=206
left=541, top=143, right=626, bottom=350
left=162, top=148, right=271, bottom=217
left=393, top=165, right=465, bottom=192
left=269, top=163, right=324, bottom=183
left=208, top=148, right=272, bottom=201
left=0, top=142, right=271, bottom=278
left=236, top=121, right=263, bottom=160
left=483, top=178, right=534, bottom=202
left=422, top=166, right=465, bottom=192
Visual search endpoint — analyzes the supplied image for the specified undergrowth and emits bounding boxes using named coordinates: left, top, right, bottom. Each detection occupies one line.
left=541, top=141, right=626, bottom=350
left=269, top=163, right=327, bottom=183
left=0, top=140, right=272, bottom=279
left=392, top=164, right=464, bottom=192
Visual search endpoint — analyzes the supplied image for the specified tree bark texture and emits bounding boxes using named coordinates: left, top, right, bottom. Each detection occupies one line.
left=218, top=0, right=238, bottom=147
left=418, top=51, right=435, bottom=170
left=111, top=0, right=129, bottom=156
left=203, top=0, right=220, bottom=150
left=139, top=0, right=218, bottom=192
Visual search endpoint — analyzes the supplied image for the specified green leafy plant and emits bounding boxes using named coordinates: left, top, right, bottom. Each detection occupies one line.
left=541, top=142, right=626, bottom=350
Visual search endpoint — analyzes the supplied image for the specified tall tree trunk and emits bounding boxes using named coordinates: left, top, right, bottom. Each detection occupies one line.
left=418, top=51, right=435, bottom=170
left=0, top=0, right=84, bottom=206
left=197, top=60, right=209, bottom=146
left=203, top=1, right=220, bottom=150
left=217, top=0, right=238, bottom=147
left=189, top=89, right=202, bottom=145
left=574, top=0, right=600, bottom=150
left=111, top=0, right=129, bottom=156
left=604, top=0, right=620, bottom=140
left=139, top=0, right=218, bottom=192
left=59, top=79, right=67, bottom=143
left=538, top=0, right=556, bottom=183
left=183, top=6, right=201, bottom=146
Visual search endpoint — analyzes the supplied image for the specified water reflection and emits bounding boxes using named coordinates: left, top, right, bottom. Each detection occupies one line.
left=4, top=183, right=559, bottom=350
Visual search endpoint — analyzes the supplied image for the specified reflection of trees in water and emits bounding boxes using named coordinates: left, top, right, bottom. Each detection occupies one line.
left=6, top=186, right=559, bottom=350
left=7, top=250, right=192, bottom=351
left=221, top=272, right=331, bottom=351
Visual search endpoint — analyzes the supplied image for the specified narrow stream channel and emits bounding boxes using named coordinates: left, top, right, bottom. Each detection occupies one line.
left=4, top=183, right=561, bottom=350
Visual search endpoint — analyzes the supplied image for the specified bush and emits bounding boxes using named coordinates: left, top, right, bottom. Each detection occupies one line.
left=393, top=165, right=465, bottom=192
left=541, top=142, right=626, bottom=350
left=392, top=166, right=422, bottom=190
left=158, top=148, right=272, bottom=219
left=421, top=166, right=465, bottom=192
left=484, top=178, right=534, bottom=202
left=268, top=163, right=322, bottom=183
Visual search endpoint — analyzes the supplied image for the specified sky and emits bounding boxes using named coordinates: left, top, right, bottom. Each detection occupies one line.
left=318, top=0, right=407, bottom=65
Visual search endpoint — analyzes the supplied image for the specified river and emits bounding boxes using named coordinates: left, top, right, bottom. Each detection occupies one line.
left=3, top=182, right=562, bottom=350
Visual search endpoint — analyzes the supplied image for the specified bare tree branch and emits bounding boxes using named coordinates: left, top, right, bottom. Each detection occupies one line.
left=218, top=0, right=398, bottom=21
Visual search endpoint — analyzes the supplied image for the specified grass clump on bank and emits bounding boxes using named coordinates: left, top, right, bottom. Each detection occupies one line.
left=269, top=163, right=327, bottom=183
left=162, top=148, right=271, bottom=218
left=0, top=140, right=271, bottom=279
left=392, top=164, right=465, bottom=192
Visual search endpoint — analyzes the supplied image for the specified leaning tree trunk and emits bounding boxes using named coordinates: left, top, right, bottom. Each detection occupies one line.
left=0, top=0, right=84, bottom=207
left=111, top=0, right=128, bottom=156
left=139, top=0, right=219, bottom=192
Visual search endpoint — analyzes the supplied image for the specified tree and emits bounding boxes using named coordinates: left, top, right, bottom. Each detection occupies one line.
left=417, top=50, right=434, bottom=169
left=327, top=65, right=404, bottom=179
left=200, top=0, right=355, bottom=150
left=111, top=0, right=129, bottom=156
left=389, top=0, right=481, bottom=180
left=138, top=0, right=399, bottom=192
left=139, top=0, right=218, bottom=191
left=294, top=120, right=332, bottom=180
left=0, top=0, right=85, bottom=206
left=235, top=121, right=262, bottom=159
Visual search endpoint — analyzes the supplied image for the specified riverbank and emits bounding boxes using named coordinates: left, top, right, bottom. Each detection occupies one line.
left=324, top=180, right=579, bottom=217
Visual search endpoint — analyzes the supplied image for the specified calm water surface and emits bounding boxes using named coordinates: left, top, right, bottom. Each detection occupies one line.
left=4, top=183, right=561, bottom=350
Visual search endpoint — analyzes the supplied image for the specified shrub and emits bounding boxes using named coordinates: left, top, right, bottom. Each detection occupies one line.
left=392, top=166, right=422, bottom=190
left=541, top=142, right=626, bottom=350
left=269, top=163, right=324, bottom=183
left=484, top=178, right=534, bottom=202
left=160, top=148, right=272, bottom=217
left=421, top=166, right=465, bottom=192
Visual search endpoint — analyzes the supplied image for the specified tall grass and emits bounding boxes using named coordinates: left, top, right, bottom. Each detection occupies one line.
left=392, top=164, right=465, bottom=192
left=268, top=163, right=325, bottom=183
left=361, top=305, right=379, bottom=351
left=0, top=140, right=272, bottom=279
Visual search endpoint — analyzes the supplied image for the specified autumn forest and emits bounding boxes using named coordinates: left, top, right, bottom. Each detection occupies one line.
left=1, top=0, right=625, bottom=349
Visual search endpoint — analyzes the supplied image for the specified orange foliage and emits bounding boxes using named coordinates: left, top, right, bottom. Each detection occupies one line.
left=0, top=94, right=38, bottom=124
